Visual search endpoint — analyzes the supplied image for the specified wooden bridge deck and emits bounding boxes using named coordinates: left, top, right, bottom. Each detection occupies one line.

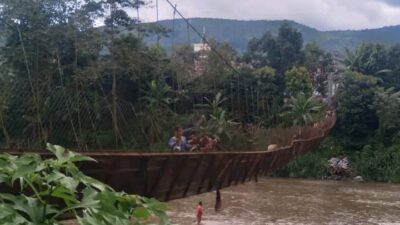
left=4, top=115, right=336, bottom=202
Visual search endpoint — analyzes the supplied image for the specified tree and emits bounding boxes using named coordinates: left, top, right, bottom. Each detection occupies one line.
left=336, top=71, right=379, bottom=140
left=0, top=0, right=103, bottom=146
left=342, top=43, right=389, bottom=76
left=253, top=66, right=281, bottom=97
left=99, top=0, right=145, bottom=145
left=387, top=44, right=400, bottom=89
left=284, top=67, right=312, bottom=97
left=201, top=40, right=237, bottom=92
left=372, top=87, right=400, bottom=140
left=0, top=71, right=11, bottom=147
left=0, top=0, right=172, bottom=149
left=252, top=66, right=283, bottom=124
left=245, top=23, right=304, bottom=74
left=170, top=45, right=195, bottom=89
left=245, top=32, right=278, bottom=68
left=304, top=42, right=333, bottom=96
left=276, top=23, right=304, bottom=73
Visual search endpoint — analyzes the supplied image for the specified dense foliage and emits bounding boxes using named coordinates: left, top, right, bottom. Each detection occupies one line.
left=275, top=137, right=400, bottom=183
left=0, top=144, right=168, bottom=225
left=278, top=43, right=400, bottom=182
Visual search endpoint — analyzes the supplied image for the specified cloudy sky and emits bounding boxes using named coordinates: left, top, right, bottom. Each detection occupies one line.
left=138, top=0, right=400, bottom=31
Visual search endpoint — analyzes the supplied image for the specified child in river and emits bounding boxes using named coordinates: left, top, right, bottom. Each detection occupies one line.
left=196, top=201, right=203, bottom=224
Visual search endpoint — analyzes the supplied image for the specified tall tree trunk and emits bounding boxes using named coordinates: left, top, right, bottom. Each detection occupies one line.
left=72, top=2, right=85, bottom=150
left=112, top=69, right=118, bottom=146
left=111, top=4, right=119, bottom=147
left=0, top=111, right=10, bottom=148
left=56, top=50, right=80, bottom=149
left=17, top=26, right=46, bottom=143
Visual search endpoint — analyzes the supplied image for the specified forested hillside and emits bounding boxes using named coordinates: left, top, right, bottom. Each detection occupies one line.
left=146, top=18, right=400, bottom=52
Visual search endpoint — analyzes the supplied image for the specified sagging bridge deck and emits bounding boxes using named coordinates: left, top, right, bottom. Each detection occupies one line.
left=4, top=115, right=336, bottom=202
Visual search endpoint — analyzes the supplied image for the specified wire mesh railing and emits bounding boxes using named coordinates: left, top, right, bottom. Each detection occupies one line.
left=0, top=78, right=146, bottom=150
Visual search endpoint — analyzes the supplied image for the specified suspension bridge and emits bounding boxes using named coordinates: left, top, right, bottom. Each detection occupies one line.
left=0, top=0, right=337, bottom=202
left=7, top=113, right=336, bottom=201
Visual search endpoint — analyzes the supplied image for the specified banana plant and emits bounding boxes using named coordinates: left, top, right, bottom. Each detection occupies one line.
left=209, top=110, right=239, bottom=140
left=197, top=92, right=239, bottom=140
left=140, top=80, right=174, bottom=111
left=204, top=92, right=227, bottom=119
left=138, top=80, right=176, bottom=144
left=282, top=92, right=323, bottom=127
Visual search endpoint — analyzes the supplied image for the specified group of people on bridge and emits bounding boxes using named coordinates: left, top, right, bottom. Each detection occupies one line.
left=168, top=126, right=218, bottom=152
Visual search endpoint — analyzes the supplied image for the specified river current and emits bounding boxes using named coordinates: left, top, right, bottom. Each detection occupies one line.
left=167, top=178, right=400, bottom=225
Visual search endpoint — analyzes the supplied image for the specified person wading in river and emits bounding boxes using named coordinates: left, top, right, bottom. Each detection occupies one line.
left=215, top=189, right=222, bottom=211
left=196, top=201, right=203, bottom=224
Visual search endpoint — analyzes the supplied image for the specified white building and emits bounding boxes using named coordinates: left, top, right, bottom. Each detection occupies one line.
left=193, top=43, right=211, bottom=53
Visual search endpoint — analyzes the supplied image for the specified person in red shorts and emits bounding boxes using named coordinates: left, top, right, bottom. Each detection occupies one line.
left=196, top=201, right=203, bottom=224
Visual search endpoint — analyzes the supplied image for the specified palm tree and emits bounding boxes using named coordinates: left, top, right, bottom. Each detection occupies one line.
left=282, top=92, right=323, bottom=127
left=342, top=44, right=391, bottom=76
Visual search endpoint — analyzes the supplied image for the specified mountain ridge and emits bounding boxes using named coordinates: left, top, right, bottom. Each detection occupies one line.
left=145, top=18, right=400, bottom=52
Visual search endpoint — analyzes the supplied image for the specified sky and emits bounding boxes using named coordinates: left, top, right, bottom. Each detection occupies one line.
left=137, top=0, right=400, bottom=31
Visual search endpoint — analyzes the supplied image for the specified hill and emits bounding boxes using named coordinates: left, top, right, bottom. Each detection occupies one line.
left=145, top=18, right=400, bottom=53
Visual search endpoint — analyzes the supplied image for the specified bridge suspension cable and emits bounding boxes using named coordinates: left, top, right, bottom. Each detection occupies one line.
left=164, top=0, right=254, bottom=122
left=164, top=0, right=242, bottom=76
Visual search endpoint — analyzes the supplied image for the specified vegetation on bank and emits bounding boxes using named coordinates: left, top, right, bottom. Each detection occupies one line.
left=0, top=144, right=168, bottom=225
left=275, top=136, right=400, bottom=183
left=277, top=44, right=400, bottom=183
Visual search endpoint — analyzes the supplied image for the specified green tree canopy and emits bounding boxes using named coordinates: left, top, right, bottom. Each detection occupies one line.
left=284, top=67, right=312, bottom=97
left=253, top=66, right=282, bottom=97
left=245, top=23, right=304, bottom=73
left=304, top=42, right=333, bottom=96
left=342, top=43, right=388, bottom=76
left=372, top=87, right=400, bottom=141
left=336, top=71, right=379, bottom=141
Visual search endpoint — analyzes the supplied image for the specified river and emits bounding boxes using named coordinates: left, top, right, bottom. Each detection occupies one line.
left=167, top=178, right=400, bottom=225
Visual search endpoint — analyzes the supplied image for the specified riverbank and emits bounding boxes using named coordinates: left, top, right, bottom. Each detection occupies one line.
left=274, top=137, right=400, bottom=183
left=167, top=177, right=400, bottom=225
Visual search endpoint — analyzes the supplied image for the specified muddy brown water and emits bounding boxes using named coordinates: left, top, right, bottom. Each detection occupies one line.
left=167, top=178, right=400, bottom=225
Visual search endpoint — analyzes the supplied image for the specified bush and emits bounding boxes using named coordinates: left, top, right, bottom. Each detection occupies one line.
left=0, top=144, right=169, bottom=225
left=352, top=144, right=400, bottom=182
left=273, top=137, right=345, bottom=178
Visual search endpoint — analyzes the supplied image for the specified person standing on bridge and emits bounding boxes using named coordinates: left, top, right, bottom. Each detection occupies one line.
left=169, top=126, right=190, bottom=152
left=196, top=201, right=204, bottom=224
